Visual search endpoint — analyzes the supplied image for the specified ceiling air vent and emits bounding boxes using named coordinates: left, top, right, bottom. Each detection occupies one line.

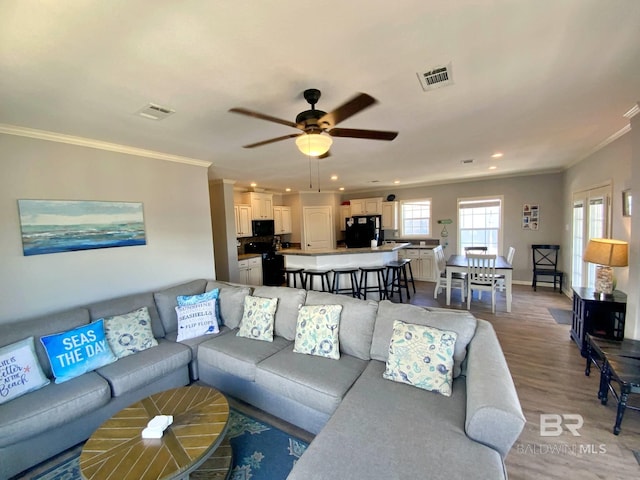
left=136, top=103, right=175, bottom=120
left=460, top=159, right=475, bottom=166
left=417, top=63, right=454, bottom=91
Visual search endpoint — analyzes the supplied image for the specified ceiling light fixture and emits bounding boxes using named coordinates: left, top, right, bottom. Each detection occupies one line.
left=330, top=175, right=338, bottom=181
left=393, top=180, right=400, bottom=184
left=285, top=188, right=291, bottom=192
left=339, top=187, right=345, bottom=191
left=489, top=166, right=497, bottom=170
left=491, top=152, right=503, bottom=158
left=250, top=182, right=257, bottom=187
left=295, top=132, right=333, bottom=157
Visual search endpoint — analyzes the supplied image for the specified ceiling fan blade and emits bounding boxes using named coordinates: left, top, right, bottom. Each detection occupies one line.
left=229, top=107, right=300, bottom=129
left=242, top=133, right=302, bottom=148
left=317, top=151, right=332, bottom=159
left=328, top=128, right=398, bottom=141
left=318, top=93, right=377, bottom=128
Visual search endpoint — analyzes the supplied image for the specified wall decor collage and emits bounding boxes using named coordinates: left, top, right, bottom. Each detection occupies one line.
left=522, top=204, right=539, bottom=230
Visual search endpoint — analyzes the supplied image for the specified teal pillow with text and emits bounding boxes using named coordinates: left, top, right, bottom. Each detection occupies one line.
left=40, top=319, right=117, bottom=384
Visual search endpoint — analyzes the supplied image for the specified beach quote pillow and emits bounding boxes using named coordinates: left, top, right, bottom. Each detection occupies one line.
left=40, top=319, right=117, bottom=384
left=0, top=337, right=50, bottom=404
left=175, top=300, right=219, bottom=341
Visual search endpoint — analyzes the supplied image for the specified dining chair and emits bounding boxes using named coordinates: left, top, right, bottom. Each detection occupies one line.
left=496, top=246, right=515, bottom=292
left=464, top=246, right=488, bottom=254
left=531, top=244, right=563, bottom=292
left=432, top=245, right=466, bottom=300
left=466, top=253, right=499, bottom=313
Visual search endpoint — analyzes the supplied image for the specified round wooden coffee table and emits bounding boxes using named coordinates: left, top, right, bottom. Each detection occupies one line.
left=79, top=385, right=231, bottom=480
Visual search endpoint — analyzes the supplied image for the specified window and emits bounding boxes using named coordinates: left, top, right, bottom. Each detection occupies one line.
left=457, top=197, right=503, bottom=255
left=400, top=199, right=431, bottom=237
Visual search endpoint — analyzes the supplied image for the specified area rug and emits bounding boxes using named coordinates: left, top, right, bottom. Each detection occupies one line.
left=548, top=307, right=572, bottom=325
left=24, top=409, right=308, bottom=480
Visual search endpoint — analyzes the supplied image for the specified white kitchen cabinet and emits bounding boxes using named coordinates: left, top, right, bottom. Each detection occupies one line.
left=238, top=257, right=263, bottom=286
left=349, top=197, right=383, bottom=215
left=234, top=204, right=253, bottom=238
left=273, top=206, right=292, bottom=234
left=398, top=248, right=435, bottom=282
left=340, top=205, right=351, bottom=230
left=242, top=192, right=273, bottom=220
left=381, top=201, right=398, bottom=230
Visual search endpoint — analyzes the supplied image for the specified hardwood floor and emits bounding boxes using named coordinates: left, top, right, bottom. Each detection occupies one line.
left=408, top=280, right=640, bottom=480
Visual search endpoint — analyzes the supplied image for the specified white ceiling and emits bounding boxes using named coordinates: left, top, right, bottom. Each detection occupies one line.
left=1, top=1, right=639, bottom=193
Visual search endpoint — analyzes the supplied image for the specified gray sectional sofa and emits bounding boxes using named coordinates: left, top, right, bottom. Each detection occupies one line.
left=0, top=278, right=525, bottom=480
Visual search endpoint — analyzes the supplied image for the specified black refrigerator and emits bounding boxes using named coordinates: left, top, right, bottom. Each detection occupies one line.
left=345, top=215, right=384, bottom=248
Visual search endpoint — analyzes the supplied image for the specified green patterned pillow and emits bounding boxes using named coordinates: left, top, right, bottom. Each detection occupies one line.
left=383, top=320, right=457, bottom=397
left=293, top=305, right=342, bottom=360
left=103, top=307, right=158, bottom=358
left=236, top=296, right=278, bottom=342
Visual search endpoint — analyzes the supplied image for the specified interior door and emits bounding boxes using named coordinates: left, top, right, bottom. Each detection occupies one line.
left=303, top=206, right=334, bottom=250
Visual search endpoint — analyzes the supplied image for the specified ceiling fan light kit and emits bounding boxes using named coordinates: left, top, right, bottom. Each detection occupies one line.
left=295, top=132, right=333, bottom=157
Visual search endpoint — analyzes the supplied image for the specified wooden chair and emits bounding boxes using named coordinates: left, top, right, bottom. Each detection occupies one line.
left=466, top=253, right=499, bottom=313
left=531, top=244, right=563, bottom=292
left=464, top=246, right=488, bottom=254
left=433, top=245, right=466, bottom=300
left=496, top=246, right=515, bottom=292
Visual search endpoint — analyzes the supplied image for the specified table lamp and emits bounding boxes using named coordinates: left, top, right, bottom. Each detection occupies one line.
left=583, top=238, right=628, bottom=298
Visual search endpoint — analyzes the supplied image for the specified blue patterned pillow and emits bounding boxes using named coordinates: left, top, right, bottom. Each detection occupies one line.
left=103, top=307, right=158, bottom=359
left=177, top=288, right=222, bottom=325
left=0, top=337, right=50, bottom=404
left=40, top=319, right=117, bottom=384
left=383, top=320, right=457, bottom=397
left=237, top=296, right=278, bottom=342
left=293, top=305, right=342, bottom=360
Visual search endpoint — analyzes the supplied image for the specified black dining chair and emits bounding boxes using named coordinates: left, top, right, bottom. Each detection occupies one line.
left=531, top=244, right=563, bottom=292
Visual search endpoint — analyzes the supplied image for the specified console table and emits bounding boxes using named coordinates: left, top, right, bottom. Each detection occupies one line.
left=570, top=287, right=626, bottom=357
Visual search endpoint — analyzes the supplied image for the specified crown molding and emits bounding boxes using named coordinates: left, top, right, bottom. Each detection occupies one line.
left=623, top=103, right=640, bottom=119
left=0, top=124, right=212, bottom=168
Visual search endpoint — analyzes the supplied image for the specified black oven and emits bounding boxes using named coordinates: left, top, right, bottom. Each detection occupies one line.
left=244, top=241, right=284, bottom=286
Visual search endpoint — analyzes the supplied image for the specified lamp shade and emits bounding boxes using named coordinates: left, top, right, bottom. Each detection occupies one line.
left=583, top=238, right=629, bottom=267
left=295, top=133, right=332, bottom=157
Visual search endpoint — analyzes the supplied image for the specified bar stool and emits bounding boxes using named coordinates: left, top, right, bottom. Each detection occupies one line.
left=284, top=267, right=305, bottom=289
left=385, top=260, right=411, bottom=303
left=403, top=258, right=417, bottom=294
left=332, top=267, right=359, bottom=297
left=358, top=266, right=388, bottom=301
left=303, top=269, right=331, bottom=292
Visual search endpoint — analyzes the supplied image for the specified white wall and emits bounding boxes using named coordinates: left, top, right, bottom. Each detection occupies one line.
left=344, top=172, right=565, bottom=283
left=0, top=134, right=215, bottom=323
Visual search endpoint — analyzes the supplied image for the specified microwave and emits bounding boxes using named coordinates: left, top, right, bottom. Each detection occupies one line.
left=252, top=220, right=275, bottom=237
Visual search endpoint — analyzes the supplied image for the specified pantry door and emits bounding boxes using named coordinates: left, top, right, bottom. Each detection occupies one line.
left=302, top=206, right=334, bottom=250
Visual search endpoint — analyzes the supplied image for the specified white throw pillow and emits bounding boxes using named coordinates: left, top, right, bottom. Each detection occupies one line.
left=175, top=300, right=219, bottom=341
left=293, top=305, right=342, bottom=360
left=0, top=337, right=50, bottom=404
left=383, top=320, right=457, bottom=397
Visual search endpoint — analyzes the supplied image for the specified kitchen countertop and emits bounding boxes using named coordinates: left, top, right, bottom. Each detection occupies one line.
left=279, top=242, right=411, bottom=256
left=238, top=253, right=262, bottom=260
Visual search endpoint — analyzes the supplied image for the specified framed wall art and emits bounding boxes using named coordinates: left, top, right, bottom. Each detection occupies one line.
left=622, top=189, right=632, bottom=217
left=522, top=204, right=539, bottom=230
left=17, top=200, right=146, bottom=256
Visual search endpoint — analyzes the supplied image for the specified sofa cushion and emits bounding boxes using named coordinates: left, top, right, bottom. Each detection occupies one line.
left=89, top=292, right=165, bottom=339
left=40, top=319, right=117, bottom=384
left=256, top=346, right=367, bottom=415
left=0, top=308, right=91, bottom=378
left=383, top=320, right=457, bottom=397
left=95, top=339, right=191, bottom=397
left=103, top=307, right=159, bottom=358
left=252, top=286, right=307, bottom=341
left=0, top=337, right=50, bottom=405
left=237, top=296, right=278, bottom=342
left=197, top=331, right=291, bottom=381
left=165, top=326, right=231, bottom=360
left=153, top=279, right=208, bottom=334
left=305, top=291, right=378, bottom=361
left=0, top=371, right=110, bottom=447
left=293, top=305, right=342, bottom=360
left=175, top=300, right=219, bottom=341
left=205, top=281, right=252, bottom=329
left=371, top=301, right=477, bottom=378
left=288, top=361, right=505, bottom=480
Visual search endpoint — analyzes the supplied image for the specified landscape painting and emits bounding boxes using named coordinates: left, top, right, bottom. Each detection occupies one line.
left=18, top=200, right=146, bottom=256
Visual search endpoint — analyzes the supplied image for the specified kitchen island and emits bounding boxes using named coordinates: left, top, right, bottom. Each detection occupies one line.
left=279, top=243, right=411, bottom=270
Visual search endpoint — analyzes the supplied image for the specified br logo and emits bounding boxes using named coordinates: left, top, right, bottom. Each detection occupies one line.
left=539, top=414, right=583, bottom=437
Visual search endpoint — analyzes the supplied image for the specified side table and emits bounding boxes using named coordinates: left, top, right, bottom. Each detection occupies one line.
left=599, top=356, right=640, bottom=435
left=570, top=287, right=626, bottom=357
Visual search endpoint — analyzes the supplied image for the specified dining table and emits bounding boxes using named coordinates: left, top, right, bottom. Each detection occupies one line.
left=445, top=254, right=513, bottom=312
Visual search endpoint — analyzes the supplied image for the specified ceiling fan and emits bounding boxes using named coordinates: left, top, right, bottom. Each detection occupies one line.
left=229, top=89, right=398, bottom=157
